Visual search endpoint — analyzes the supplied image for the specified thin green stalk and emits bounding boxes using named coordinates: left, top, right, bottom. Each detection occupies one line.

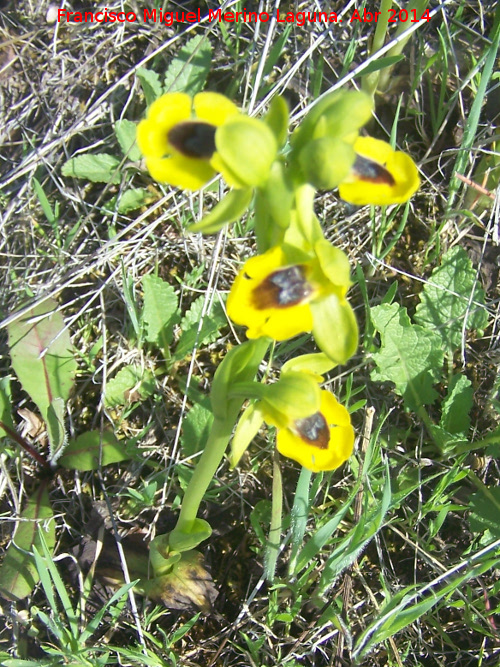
left=174, top=415, right=237, bottom=534
left=362, top=0, right=393, bottom=97
left=264, top=447, right=283, bottom=581
left=376, top=0, right=430, bottom=94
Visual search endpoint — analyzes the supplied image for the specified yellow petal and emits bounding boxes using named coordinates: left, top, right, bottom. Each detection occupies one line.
left=145, top=155, right=215, bottom=190
left=194, top=92, right=239, bottom=126
left=339, top=136, right=420, bottom=205
left=148, top=92, right=191, bottom=127
left=137, top=119, right=170, bottom=158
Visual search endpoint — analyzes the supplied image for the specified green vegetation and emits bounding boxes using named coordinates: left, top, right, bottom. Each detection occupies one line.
left=1, top=1, right=499, bottom=665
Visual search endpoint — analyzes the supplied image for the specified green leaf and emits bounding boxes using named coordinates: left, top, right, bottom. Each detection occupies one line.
left=7, top=300, right=77, bottom=422
left=142, top=275, right=179, bottom=348
left=0, top=377, right=14, bottom=438
left=104, top=365, right=155, bottom=407
left=58, top=430, right=129, bottom=471
left=114, top=119, right=141, bottom=161
left=173, top=296, right=227, bottom=362
left=188, top=188, right=253, bottom=234
left=61, top=154, right=121, bottom=184
left=104, top=187, right=153, bottom=215
left=414, top=247, right=488, bottom=356
left=230, top=403, right=264, bottom=468
left=469, top=487, right=500, bottom=537
left=181, top=403, right=214, bottom=458
left=164, top=35, right=212, bottom=96
left=136, top=67, right=163, bottom=105
left=46, top=397, right=67, bottom=464
left=440, top=373, right=473, bottom=434
left=361, top=54, right=405, bottom=75
left=371, top=303, right=443, bottom=411
left=168, top=519, right=213, bottom=553
left=0, top=485, right=55, bottom=601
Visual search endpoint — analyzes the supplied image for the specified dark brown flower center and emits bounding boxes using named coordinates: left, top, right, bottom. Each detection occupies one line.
left=250, top=265, right=313, bottom=310
left=352, top=154, right=395, bottom=186
left=168, top=121, right=217, bottom=159
left=294, top=412, right=330, bottom=449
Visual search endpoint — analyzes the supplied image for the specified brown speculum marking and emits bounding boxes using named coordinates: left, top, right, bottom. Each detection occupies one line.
left=251, top=265, right=313, bottom=310
left=168, top=121, right=217, bottom=159
left=295, top=412, right=330, bottom=449
left=353, top=154, right=395, bottom=186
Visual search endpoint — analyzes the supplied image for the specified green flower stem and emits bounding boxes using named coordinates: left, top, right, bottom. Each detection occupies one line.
left=173, top=414, right=238, bottom=536
left=377, top=0, right=430, bottom=93
left=362, top=0, right=393, bottom=98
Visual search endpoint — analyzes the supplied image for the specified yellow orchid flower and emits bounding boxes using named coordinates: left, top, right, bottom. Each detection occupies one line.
left=227, top=243, right=358, bottom=364
left=230, top=372, right=354, bottom=473
left=272, top=389, right=354, bottom=472
left=137, top=91, right=240, bottom=190
left=338, top=136, right=420, bottom=205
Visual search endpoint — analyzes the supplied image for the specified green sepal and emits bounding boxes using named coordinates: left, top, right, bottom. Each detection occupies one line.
left=264, top=95, right=289, bottom=148
left=311, top=294, right=358, bottom=365
left=216, top=116, right=278, bottom=187
left=282, top=353, right=337, bottom=375
left=291, top=90, right=372, bottom=154
left=314, top=240, right=352, bottom=288
left=262, top=371, right=321, bottom=428
left=188, top=187, right=253, bottom=234
left=299, top=137, right=355, bottom=190
left=230, top=402, right=265, bottom=469
left=211, top=338, right=271, bottom=420
left=168, top=518, right=212, bottom=553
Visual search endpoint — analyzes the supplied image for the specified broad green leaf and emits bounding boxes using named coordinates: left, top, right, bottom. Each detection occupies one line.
left=61, top=154, right=121, bottom=184
left=142, top=275, right=179, bottom=348
left=136, top=67, right=163, bottom=105
left=440, top=373, right=473, bottom=434
left=46, top=397, right=67, bottom=464
left=469, top=487, right=500, bottom=537
left=164, top=35, right=212, bottom=96
left=0, top=377, right=13, bottom=438
left=173, top=297, right=227, bottom=362
left=414, top=247, right=488, bottom=356
left=59, top=430, right=129, bottom=471
left=104, top=365, right=155, bottom=407
left=0, top=486, right=55, bottom=601
left=371, top=303, right=443, bottom=411
left=7, top=300, right=77, bottom=422
left=181, top=403, right=214, bottom=458
left=114, top=119, right=141, bottom=161
left=188, top=188, right=253, bottom=234
left=104, top=187, right=154, bottom=215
